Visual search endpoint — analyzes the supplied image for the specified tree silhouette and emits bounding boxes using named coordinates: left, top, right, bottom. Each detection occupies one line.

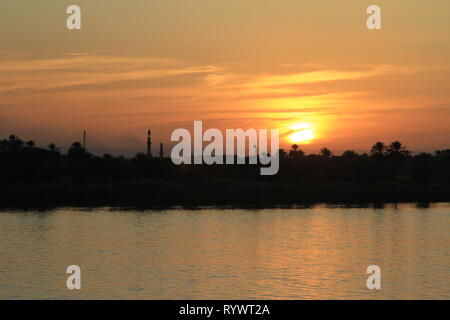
left=371, top=141, right=386, bottom=156
left=0, top=139, right=7, bottom=152
left=7, top=135, right=24, bottom=150
left=1, top=133, right=450, bottom=207
left=289, top=144, right=305, bottom=159
left=48, top=143, right=60, bottom=153
left=278, top=148, right=287, bottom=160
left=436, top=149, right=450, bottom=158
left=387, top=141, right=410, bottom=156
left=68, top=142, right=90, bottom=161
left=26, top=140, right=35, bottom=148
left=342, top=150, right=359, bottom=158
left=320, top=147, right=333, bottom=158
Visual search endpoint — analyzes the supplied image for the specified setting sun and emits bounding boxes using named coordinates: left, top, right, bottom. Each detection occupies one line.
left=289, top=123, right=314, bottom=143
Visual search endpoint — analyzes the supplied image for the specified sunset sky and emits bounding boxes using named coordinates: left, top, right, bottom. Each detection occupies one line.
left=1, top=0, right=449, bottom=155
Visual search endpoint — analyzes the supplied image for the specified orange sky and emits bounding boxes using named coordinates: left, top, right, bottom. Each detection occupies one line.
left=1, top=0, right=449, bottom=155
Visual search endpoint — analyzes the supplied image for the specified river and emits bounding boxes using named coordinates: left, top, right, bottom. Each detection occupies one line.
left=0, top=203, right=449, bottom=299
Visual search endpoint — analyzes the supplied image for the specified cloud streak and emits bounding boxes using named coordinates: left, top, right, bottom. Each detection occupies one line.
left=1, top=52, right=449, bottom=153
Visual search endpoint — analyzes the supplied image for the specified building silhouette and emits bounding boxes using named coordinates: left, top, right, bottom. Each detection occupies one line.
left=159, top=141, right=164, bottom=159
left=147, top=129, right=152, bottom=157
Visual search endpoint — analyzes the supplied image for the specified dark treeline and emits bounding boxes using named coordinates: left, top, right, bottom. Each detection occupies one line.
left=1, top=134, right=450, bottom=208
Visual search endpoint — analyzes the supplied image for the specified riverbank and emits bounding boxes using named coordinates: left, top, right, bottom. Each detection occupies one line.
left=1, top=178, right=449, bottom=209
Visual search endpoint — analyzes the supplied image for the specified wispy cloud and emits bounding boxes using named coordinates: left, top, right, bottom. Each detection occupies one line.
left=0, top=54, right=222, bottom=93
left=1, top=53, right=449, bottom=153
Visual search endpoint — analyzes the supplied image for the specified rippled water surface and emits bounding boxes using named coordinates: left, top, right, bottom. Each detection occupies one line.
left=0, top=204, right=449, bottom=299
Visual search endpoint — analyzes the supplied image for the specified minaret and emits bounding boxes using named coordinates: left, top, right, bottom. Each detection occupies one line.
left=159, top=141, right=164, bottom=159
left=147, top=129, right=152, bottom=157
left=83, top=130, right=86, bottom=150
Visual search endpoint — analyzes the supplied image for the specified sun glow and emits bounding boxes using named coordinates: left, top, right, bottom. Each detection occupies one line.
left=289, top=123, right=314, bottom=143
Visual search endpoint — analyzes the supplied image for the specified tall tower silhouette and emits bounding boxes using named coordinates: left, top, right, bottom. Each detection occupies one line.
left=159, top=141, right=164, bottom=159
left=147, top=129, right=152, bottom=157
left=83, top=130, right=86, bottom=150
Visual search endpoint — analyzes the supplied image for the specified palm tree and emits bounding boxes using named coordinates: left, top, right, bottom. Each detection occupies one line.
left=289, top=144, right=305, bottom=159
left=387, top=141, right=410, bottom=156
left=7, top=135, right=24, bottom=149
left=319, top=147, right=333, bottom=158
left=48, top=143, right=60, bottom=153
left=26, top=140, right=35, bottom=148
left=371, top=141, right=386, bottom=156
